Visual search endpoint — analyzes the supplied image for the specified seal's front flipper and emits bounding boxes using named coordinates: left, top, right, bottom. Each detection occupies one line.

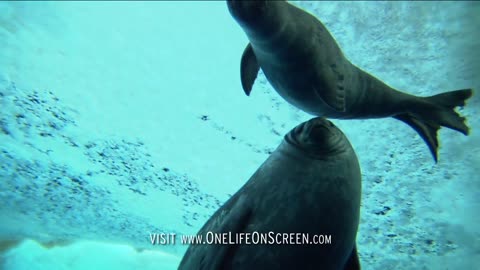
left=394, top=113, right=440, bottom=162
left=199, top=195, right=252, bottom=270
left=240, top=43, right=260, bottom=96
left=343, top=244, right=361, bottom=270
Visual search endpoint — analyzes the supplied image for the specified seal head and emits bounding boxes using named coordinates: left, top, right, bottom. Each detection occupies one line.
left=285, top=117, right=348, bottom=158
left=226, top=0, right=285, bottom=39
left=226, top=0, right=268, bottom=27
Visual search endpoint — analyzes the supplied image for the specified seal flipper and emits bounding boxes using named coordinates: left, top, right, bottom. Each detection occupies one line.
left=419, top=88, right=473, bottom=135
left=240, top=43, right=260, bottom=96
left=199, top=195, right=253, bottom=270
left=394, top=113, right=440, bottom=162
left=395, top=88, right=472, bottom=162
left=343, top=244, right=361, bottom=270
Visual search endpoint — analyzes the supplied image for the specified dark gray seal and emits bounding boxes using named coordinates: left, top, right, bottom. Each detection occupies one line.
left=227, top=0, right=473, bottom=162
left=178, top=117, right=362, bottom=270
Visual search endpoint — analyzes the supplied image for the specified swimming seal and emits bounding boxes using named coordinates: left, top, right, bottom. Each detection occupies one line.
left=178, top=117, right=362, bottom=270
left=227, top=0, right=473, bottom=162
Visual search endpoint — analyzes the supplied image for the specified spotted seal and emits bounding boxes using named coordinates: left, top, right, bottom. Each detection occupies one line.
left=227, top=0, right=473, bottom=162
left=178, top=117, right=362, bottom=270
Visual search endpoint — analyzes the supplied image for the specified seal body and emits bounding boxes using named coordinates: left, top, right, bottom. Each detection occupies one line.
left=227, top=0, right=473, bottom=162
left=178, top=117, right=362, bottom=270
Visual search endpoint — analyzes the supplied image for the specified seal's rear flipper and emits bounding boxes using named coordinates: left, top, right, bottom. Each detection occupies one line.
left=198, top=195, right=252, bottom=270
left=343, top=244, right=361, bottom=270
left=396, top=88, right=473, bottom=162
left=240, top=43, right=260, bottom=96
left=394, top=113, right=440, bottom=162
left=421, top=89, right=473, bottom=135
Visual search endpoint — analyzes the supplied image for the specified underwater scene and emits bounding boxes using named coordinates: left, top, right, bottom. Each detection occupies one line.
left=0, top=1, right=479, bottom=269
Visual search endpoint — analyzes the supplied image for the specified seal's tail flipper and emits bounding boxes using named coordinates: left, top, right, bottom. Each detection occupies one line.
left=422, top=88, right=473, bottom=135
left=394, top=114, right=440, bottom=162
left=395, top=88, right=473, bottom=162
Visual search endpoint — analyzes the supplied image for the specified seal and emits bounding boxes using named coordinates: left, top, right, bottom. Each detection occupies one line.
left=227, top=0, right=473, bottom=162
left=178, top=117, right=362, bottom=270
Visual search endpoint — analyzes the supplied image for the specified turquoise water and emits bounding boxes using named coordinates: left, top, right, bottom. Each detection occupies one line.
left=0, top=1, right=479, bottom=269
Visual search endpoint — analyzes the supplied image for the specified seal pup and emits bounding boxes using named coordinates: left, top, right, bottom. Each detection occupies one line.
left=178, top=117, right=362, bottom=270
left=227, top=0, right=473, bottom=162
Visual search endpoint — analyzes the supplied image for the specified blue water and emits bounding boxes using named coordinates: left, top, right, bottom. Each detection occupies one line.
left=0, top=1, right=479, bottom=269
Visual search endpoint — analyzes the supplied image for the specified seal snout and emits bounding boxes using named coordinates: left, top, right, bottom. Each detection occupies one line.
left=302, top=118, right=332, bottom=144
left=285, top=117, right=346, bottom=157
left=227, top=0, right=267, bottom=25
left=302, top=116, right=332, bottom=133
left=309, top=124, right=330, bottom=140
